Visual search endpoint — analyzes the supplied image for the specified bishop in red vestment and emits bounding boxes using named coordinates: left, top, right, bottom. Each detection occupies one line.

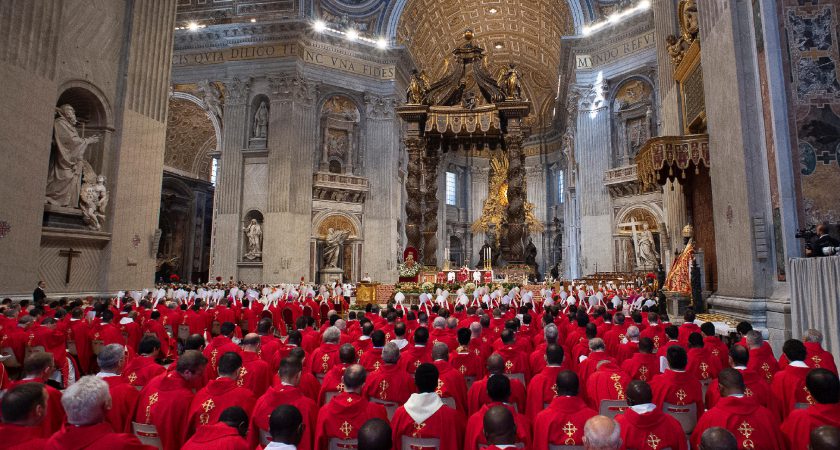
left=0, top=382, right=50, bottom=450
left=532, top=370, right=597, bottom=448
left=182, top=407, right=250, bottom=450
left=307, top=329, right=341, bottom=378
left=468, top=354, right=527, bottom=415
left=134, top=350, right=207, bottom=450
left=621, top=337, right=660, bottom=382
left=480, top=406, right=527, bottom=450
left=525, top=344, right=567, bottom=422
left=779, top=334, right=838, bottom=374
left=249, top=357, right=318, bottom=450
left=96, top=344, right=140, bottom=433
left=313, top=364, right=388, bottom=449
left=746, top=331, right=779, bottom=383
left=780, top=368, right=840, bottom=450
left=650, top=345, right=704, bottom=421
left=187, top=353, right=256, bottom=434
left=363, top=343, right=416, bottom=406
left=203, top=324, right=243, bottom=378
left=690, top=368, right=785, bottom=450
left=770, top=339, right=818, bottom=422
left=318, top=344, right=356, bottom=406
left=431, top=344, right=469, bottom=414
left=615, top=380, right=687, bottom=450
left=123, top=336, right=166, bottom=388
left=686, top=332, right=722, bottom=382
left=464, top=375, right=531, bottom=450
left=584, top=360, right=630, bottom=410
left=390, top=363, right=463, bottom=450
left=12, top=352, right=65, bottom=435
left=239, top=334, right=273, bottom=397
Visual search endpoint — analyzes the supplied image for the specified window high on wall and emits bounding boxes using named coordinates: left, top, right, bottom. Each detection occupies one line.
left=558, top=170, right=564, bottom=204
left=446, top=171, right=457, bottom=206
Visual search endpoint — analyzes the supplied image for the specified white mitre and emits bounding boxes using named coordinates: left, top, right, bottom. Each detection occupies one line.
left=395, top=292, right=405, bottom=304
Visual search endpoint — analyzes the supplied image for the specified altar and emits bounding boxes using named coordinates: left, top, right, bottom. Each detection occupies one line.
left=436, top=268, right=494, bottom=284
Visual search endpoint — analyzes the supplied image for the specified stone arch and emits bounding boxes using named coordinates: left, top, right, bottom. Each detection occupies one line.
left=614, top=203, right=665, bottom=272
left=54, top=81, right=113, bottom=177
left=312, top=211, right=361, bottom=239
left=165, top=94, right=219, bottom=181
left=318, top=94, right=361, bottom=174
left=170, top=91, right=222, bottom=152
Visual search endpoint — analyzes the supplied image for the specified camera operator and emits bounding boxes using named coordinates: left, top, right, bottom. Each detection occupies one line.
left=806, top=223, right=840, bottom=257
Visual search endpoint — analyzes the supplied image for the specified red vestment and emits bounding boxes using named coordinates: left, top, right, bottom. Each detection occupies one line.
left=690, top=396, right=784, bottom=450
left=182, top=423, right=249, bottom=450
left=678, top=322, right=702, bottom=345
left=493, top=346, right=530, bottom=380
left=769, top=363, right=813, bottom=421
left=747, top=344, right=779, bottom=383
left=363, top=363, right=416, bottom=404
left=44, top=422, right=152, bottom=450
left=249, top=383, right=318, bottom=450
left=650, top=369, right=704, bottom=421
left=308, top=342, right=340, bottom=377
left=123, top=355, right=166, bottom=388
left=432, top=360, right=469, bottom=414
left=319, top=363, right=351, bottom=405
left=0, top=423, right=47, bottom=449
left=203, top=336, right=243, bottom=378
left=705, top=367, right=770, bottom=409
left=686, top=346, right=722, bottom=382
left=359, top=347, right=384, bottom=372
left=401, top=345, right=432, bottom=374
left=704, top=335, right=730, bottom=369
left=68, top=319, right=93, bottom=373
left=578, top=351, right=616, bottom=381
left=604, top=324, right=630, bottom=357
left=313, top=392, right=388, bottom=450
left=450, top=347, right=483, bottom=381
left=780, top=403, right=840, bottom=450
left=188, top=377, right=256, bottom=434
left=584, top=362, right=630, bottom=410
left=532, top=396, right=596, bottom=448
left=101, top=374, right=140, bottom=433
left=239, top=351, right=272, bottom=397
left=464, top=402, right=531, bottom=450
left=467, top=375, right=526, bottom=415
left=621, top=352, right=660, bottom=382
left=525, top=365, right=564, bottom=422
left=391, top=400, right=462, bottom=450
left=615, top=407, right=687, bottom=450
left=352, top=337, right=373, bottom=359
left=779, top=342, right=838, bottom=374
left=615, top=341, right=639, bottom=364
left=134, top=371, right=195, bottom=450
left=10, top=378, right=64, bottom=435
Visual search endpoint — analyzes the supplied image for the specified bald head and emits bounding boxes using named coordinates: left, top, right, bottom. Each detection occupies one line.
left=698, top=427, right=738, bottom=450
left=339, top=343, right=356, bottom=364
left=358, top=418, right=392, bottom=450
left=486, top=354, right=505, bottom=375
left=343, top=364, right=367, bottom=392
left=625, top=380, right=652, bottom=406
left=241, top=333, right=261, bottom=349
left=483, top=405, right=516, bottom=445
left=811, top=426, right=840, bottom=450
left=583, top=415, right=621, bottom=450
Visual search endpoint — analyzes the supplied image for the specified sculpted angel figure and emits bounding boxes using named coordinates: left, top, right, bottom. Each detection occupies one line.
left=498, top=64, right=523, bottom=100
left=406, top=69, right=430, bottom=104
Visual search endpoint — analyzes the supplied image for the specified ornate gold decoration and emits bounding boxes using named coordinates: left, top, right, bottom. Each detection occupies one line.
left=666, top=0, right=700, bottom=67
left=471, top=152, right=543, bottom=241
left=635, top=134, right=710, bottom=189
left=317, top=215, right=357, bottom=239
left=164, top=98, right=216, bottom=181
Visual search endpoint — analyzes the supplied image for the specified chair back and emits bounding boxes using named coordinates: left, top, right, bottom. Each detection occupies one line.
left=91, top=339, right=105, bottom=356
left=598, top=399, right=628, bottom=419
left=401, top=436, right=441, bottom=450
left=328, top=438, right=358, bottom=450
left=325, top=390, right=339, bottom=404
left=370, top=397, right=399, bottom=420
left=440, top=396, right=456, bottom=409
left=0, top=347, right=20, bottom=368
left=259, top=428, right=271, bottom=446
left=508, top=372, right=526, bottom=385
left=177, top=324, right=190, bottom=341
left=662, top=402, right=698, bottom=434
left=132, top=421, right=163, bottom=449
left=549, top=446, right=584, bottom=450
left=700, top=378, right=711, bottom=399
left=795, top=402, right=811, bottom=410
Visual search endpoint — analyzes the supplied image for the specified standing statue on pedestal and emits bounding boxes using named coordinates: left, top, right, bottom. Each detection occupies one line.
left=323, top=228, right=351, bottom=269
left=635, top=223, right=660, bottom=269
left=46, top=105, right=101, bottom=208
left=664, top=225, right=695, bottom=296
left=242, top=219, right=263, bottom=261
left=497, top=64, right=523, bottom=100
left=253, top=101, right=268, bottom=138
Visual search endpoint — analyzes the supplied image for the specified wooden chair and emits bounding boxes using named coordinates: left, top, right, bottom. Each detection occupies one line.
left=369, top=397, right=399, bottom=420
left=598, top=399, right=628, bottom=420
left=401, top=436, right=440, bottom=450
left=328, top=438, right=358, bottom=450
left=132, top=422, right=163, bottom=449
left=663, top=402, right=697, bottom=434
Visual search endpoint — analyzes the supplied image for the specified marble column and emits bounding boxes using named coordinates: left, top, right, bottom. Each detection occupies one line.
left=576, top=81, right=614, bottom=274
left=264, top=74, right=318, bottom=282
left=209, top=77, right=250, bottom=280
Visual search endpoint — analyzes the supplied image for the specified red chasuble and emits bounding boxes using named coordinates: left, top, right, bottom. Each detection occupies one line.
left=391, top=402, right=463, bottom=450
left=0, top=423, right=47, bottom=450
left=621, top=352, right=660, bottom=382
left=525, top=365, right=564, bottom=422
left=363, top=363, right=416, bottom=405
left=122, top=355, right=165, bottom=388
left=578, top=351, right=617, bottom=381
left=584, top=362, right=630, bottom=410
left=182, top=423, right=249, bottom=450
left=781, top=403, right=840, bottom=450
left=779, top=342, right=838, bottom=374
left=769, top=363, right=814, bottom=421
left=686, top=346, right=722, bottom=382
left=10, top=379, right=64, bottom=436
left=747, top=345, right=780, bottom=383
left=308, top=342, right=340, bottom=377
left=464, top=402, right=531, bottom=450
left=44, top=422, right=153, bottom=450
left=649, top=369, right=704, bottom=421
left=188, top=377, right=256, bottom=434
left=467, top=375, right=526, bottom=415
left=401, top=345, right=432, bottom=374
left=134, top=371, right=195, bottom=450
left=450, top=347, right=483, bottom=382
left=100, top=374, right=140, bottom=433
left=319, top=363, right=351, bottom=406
left=313, top=392, right=388, bottom=450
left=615, top=407, right=688, bottom=450
left=704, top=335, right=730, bottom=369
left=432, top=360, right=469, bottom=414
left=239, top=351, right=272, bottom=397
left=249, top=383, right=318, bottom=450
left=532, top=396, right=597, bottom=448
left=690, top=396, right=784, bottom=450
left=203, top=336, right=243, bottom=378
left=705, top=367, right=770, bottom=409
left=359, top=347, right=384, bottom=372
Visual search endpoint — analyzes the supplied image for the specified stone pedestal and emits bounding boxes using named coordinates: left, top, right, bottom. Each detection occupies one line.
left=665, top=291, right=692, bottom=318
left=320, top=267, right=344, bottom=284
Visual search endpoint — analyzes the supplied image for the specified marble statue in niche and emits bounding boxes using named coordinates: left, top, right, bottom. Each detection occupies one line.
left=635, top=222, right=660, bottom=268
left=80, top=175, right=109, bottom=231
left=326, top=129, right=349, bottom=162
left=242, top=218, right=262, bottom=261
left=323, top=227, right=351, bottom=268
left=197, top=80, right=223, bottom=120
left=46, top=104, right=102, bottom=208
left=253, top=101, right=268, bottom=138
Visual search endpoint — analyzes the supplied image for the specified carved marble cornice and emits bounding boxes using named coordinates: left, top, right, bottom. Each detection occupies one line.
left=364, top=94, right=397, bottom=120
left=223, top=77, right=252, bottom=105
left=268, top=75, right=318, bottom=105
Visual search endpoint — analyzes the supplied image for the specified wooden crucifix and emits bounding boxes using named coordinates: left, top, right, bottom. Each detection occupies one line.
left=58, top=248, right=81, bottom=285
